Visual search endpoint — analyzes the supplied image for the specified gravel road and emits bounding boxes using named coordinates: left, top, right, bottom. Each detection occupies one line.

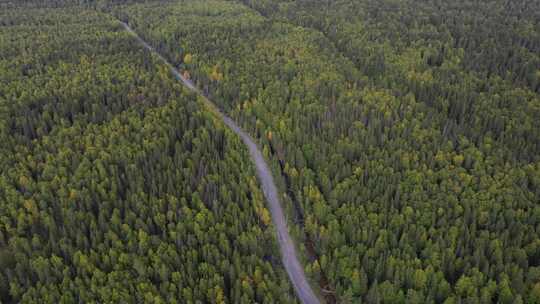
left=119, top=20, right=321, bottom=304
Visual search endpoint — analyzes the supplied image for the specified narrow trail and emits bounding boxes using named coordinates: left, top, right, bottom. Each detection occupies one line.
left=119, top=21, right=321, bottom=304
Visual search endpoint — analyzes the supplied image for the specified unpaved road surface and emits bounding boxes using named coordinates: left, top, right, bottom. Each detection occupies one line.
left=119, top=21, right=321, bottom=304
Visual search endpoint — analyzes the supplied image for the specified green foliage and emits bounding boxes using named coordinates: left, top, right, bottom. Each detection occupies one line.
left=1, top=0, right=539, bottom=302
left=0, top=6, right=296, bottom=303
left=113, top=0, right=540, bottom=302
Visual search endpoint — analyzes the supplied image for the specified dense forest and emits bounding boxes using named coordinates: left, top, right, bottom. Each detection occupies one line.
left=0, top=4, right=297, bottom=303
left=1, top=0, right=539, bottom=303
left=112, top=0, right=540, bottom=303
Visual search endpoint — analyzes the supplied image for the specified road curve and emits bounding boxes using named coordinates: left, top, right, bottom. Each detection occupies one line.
left=119, top=21, right=321, bottom=304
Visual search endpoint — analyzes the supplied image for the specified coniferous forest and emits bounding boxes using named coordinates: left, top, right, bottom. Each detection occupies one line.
left=0, top=4, right=296, bottom=303
left=1, top=0, right=540, bottom=303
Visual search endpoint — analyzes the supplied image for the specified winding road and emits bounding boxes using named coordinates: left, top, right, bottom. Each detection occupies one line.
left=119, top=21, right=321, bottom=304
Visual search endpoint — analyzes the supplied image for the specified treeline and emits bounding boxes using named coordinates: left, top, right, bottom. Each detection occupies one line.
left=113, top=0, right=540, bottom=303
left=0, top=6, right=297, bottom=303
